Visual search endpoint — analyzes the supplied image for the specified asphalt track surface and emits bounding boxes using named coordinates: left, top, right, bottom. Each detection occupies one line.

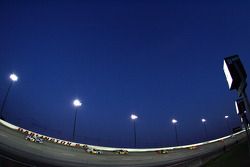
left=0, top=122, right=245, bottom=167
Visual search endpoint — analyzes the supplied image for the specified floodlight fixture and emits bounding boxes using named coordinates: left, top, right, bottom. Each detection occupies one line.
left=131, top=114, right=138, bottom=120
left=171, top=118, right=179, bottom=145
left=0, top=73, right=19, bottom=119
left=224, top=115, right=231, bottom=134
left=72, top=98, right=82, bottom=141
left=73, top=99, right=82, bottom=107
left=172, top=119, right=178, bottom=124
left=130, top=114, right=138, bottom=147
left=201, top=118, right=208, bottom=140
left=201, top=118, right=206, bottom=123
left=9, top=73, right=18, bottom=82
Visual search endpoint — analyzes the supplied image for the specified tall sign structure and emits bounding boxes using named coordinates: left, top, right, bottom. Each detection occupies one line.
left=223, top=55, right=249, bottom=112
left=223, top=55, right=250, bottom=152
left=223, top=55, right=247, bottom=92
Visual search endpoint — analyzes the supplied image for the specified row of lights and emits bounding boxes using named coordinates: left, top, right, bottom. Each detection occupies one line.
left=130, top=114, right=230, bottom=147
left=1, top=73, right=231, bottom=147
left=171, top=116, right=229, bottom=124
left=0, top=73, right=83, bottom=141
left=171, top=116, right=230, bottom=145
left=0, top=73, right=124, bottom=143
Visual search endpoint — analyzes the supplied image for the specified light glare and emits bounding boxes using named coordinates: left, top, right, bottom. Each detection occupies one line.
left=223, top=60, right=233, bottom=89
left=73, top=99, right=82, bottom=107
left=172, top=119, right=177, bottom=124
left=130, top=114, right=138, bottom=120
left=9, top=73, right=18, bottom=82
left=201, top=118, right=206, bottom=123
left=225, top=115, right=229, bottom=119
left=235, top=101, right=239, bottom=115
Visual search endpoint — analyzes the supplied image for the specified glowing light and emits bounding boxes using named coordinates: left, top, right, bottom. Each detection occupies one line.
left=223, top=60, right=233, bottom=89
left=235, top=101, right=240, bottom=115
left=235, top=99, right=246, bottom=115
left=73, top=99, right=82, bottom=107
left=9, top=73, right=18, bottom=82
left=172, top=119, right=177, bottom=124
left=225, top=115, right=229, bottom=119
left=201, top=118, right=206, bottom=123
left=130, top=114, right=138, bottom=120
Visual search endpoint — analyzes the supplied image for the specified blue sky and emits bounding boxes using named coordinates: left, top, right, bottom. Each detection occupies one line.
left=0, top=0, right=250, bottom=148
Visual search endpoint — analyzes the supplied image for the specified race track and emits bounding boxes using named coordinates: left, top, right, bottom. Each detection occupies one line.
left=0, top=120, right=246, bottom=167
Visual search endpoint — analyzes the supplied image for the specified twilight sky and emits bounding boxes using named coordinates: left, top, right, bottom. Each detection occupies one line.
left=1, top=0, right=250, bottom=148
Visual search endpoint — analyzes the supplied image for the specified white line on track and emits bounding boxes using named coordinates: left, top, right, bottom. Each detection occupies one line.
left=0, top=133, right=7, bottom=137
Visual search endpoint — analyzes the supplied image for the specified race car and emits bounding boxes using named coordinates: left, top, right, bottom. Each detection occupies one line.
left=25, top=135, right=43, bottom=144
left=82, top=144, right=88, bottom=150
left=25, top=135, right=36, bottom=142
left=86, top=148, right=103, bottom=155
left=188, top=146, right=197, bottom=150
left=34, top=136, right=43, bottom=143
left=156, top=150, right=168, bottom=154
left=114, top=150, right=128, bottom=155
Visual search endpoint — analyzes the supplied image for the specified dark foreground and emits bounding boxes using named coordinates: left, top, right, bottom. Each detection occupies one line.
left=203, top=140, right=250, bottom=167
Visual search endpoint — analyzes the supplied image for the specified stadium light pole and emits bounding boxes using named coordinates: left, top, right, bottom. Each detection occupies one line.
left=0, top=73, right=19, bottom=120
left=224, top=115, right=231, bottom=134
left=130, top=114, right=138, bottom=148
left=201, top=118, right=208, bottom=140
left=172, top=119, right=179, bottom=146
left=72, top=99, right=82, bottom=141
